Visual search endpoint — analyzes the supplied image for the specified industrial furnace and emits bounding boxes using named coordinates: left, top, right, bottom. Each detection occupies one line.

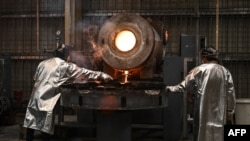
left=58, top=13, right=168, bottom=141
left=57, top=13, right=204, bottom=141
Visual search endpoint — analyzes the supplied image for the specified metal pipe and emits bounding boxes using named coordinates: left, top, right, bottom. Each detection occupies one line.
left=0, top=14, right=63, bottom=18
left=195, top=0, right=200, bottom=65
left=65, top=0, right=72, bottom=45
left=36, top=0, right=40, bottom=52
left=216, top=0, right=219, bottom=51
left=182, top=58, right=193, bottom=139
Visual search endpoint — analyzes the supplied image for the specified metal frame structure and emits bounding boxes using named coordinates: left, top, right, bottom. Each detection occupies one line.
left=0, top=0, right=250, bottom=140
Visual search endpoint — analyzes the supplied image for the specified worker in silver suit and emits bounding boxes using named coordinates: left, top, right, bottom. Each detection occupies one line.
left=166, top=46, right=236, bottom=141
left=23, top=44, right=113, bottom=141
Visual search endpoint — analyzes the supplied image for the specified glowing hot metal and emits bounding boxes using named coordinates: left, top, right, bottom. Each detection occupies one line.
left=115, top=30, right=136, bottom=52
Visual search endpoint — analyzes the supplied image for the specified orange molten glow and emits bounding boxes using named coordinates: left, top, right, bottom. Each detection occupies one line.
left=123, top=70, right=129, bottom=83
left=115, top=30, right=136, bottom=52
left=113, top=68, right=142, bottom=83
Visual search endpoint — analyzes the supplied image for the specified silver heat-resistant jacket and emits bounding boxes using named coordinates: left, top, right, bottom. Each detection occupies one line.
left=23, top=57, right=110, bottom=134
left=166, top=63, right=236, bottom=141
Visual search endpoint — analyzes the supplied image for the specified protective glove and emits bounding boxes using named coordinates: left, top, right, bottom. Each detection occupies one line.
left=100, top=72, right=113, bottom=82
left=165, top=86, right=171, bottom=92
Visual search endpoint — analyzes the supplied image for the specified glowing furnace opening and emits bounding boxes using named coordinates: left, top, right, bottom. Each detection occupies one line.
left=115, top=30, right=136, bottom=52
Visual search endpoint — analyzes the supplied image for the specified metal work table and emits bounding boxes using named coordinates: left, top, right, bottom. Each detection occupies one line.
left=58, top=81, right=167, bottom=141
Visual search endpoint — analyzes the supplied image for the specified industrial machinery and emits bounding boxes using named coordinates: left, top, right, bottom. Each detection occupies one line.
left=0, top=56, right=13, bottom=125
left=0, top=57, right=11, bottom=115
left=59, top=13, right=168, bottom=141
left=99, top=13, right=164, bottom=81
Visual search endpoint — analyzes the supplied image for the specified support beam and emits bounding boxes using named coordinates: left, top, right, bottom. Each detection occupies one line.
left=36, top=0, right=40, bottom=51
left=65, top=0, right=75, bottom=45
left=65, top=0, right=82, bottom=49
left=216, top=0, right=220, bottom=51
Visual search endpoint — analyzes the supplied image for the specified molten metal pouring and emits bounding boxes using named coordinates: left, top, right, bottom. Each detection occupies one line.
left=122, top=70, right=129, bottom=83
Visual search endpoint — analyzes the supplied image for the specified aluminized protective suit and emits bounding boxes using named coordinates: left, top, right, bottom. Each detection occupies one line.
left=23, top=57, right=112, bottom=134
left=166, top=63, right=236, bottom=141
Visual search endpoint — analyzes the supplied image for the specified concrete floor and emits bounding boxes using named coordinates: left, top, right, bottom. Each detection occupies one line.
left=0, top=125, right=192, bottom=141
left=0, top=124, right=22, bottom=141
left=0, top=113, right=192, bottom=141
left=0, top=122, right=95, bottom=141
left=0, top=113, right=91, bottom=141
